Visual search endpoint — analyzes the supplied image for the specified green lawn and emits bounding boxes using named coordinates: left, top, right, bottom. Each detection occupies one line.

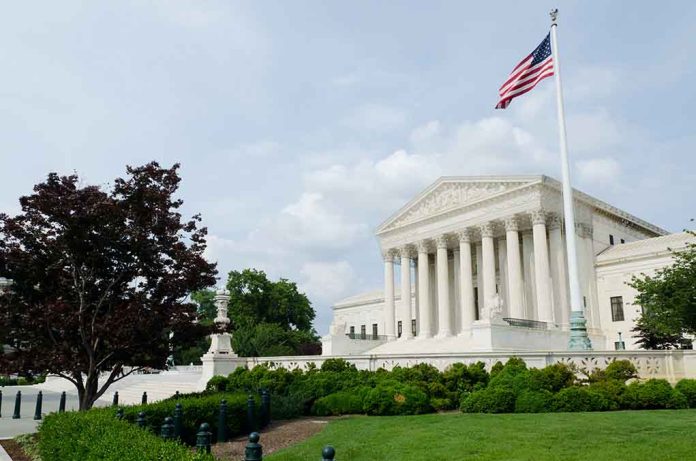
left=266, top=410, right=696, bottom=461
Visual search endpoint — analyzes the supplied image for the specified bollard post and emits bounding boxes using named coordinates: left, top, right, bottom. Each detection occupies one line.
left=12, top=391, right=21, bottom=419
left=246, top=394, right=256, bottom=432
left=59, top=391, right=66, bottom=413
left=196, top=422, right=212, bottom=454
left=322, top=446, right=336, bottom=461
left=136, top=411, right=146, bottom=428
left=142, top=391, right=147, bottom=405
left=260, top=389, right=271, bottom=427
left=244, top=432, right=262, bottom=461
left=218, top=399, right=228, bottom=443
left=173, top=403, right=183, bottom=439
left=116, top=408, right=124, bottom=420
left=33, top=391, right=43, bottom=420
left=0, top=390, right=2, bottom=417
left=113, top=391, right=119, bottom=407
left=160, top=416, right=175, bottom=440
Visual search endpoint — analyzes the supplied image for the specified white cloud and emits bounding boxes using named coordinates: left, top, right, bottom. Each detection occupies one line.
left=576, top=157, right=621, bottom=185
left=299, top=260, right=357, bottom=303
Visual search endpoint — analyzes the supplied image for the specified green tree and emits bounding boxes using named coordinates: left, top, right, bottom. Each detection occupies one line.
left=630, top=230, right=696, bottom=349
left=191, top=289, right=216, bottom=323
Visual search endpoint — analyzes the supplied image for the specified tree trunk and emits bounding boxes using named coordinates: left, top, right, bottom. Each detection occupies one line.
left=77, top=372, right=100, bottom=411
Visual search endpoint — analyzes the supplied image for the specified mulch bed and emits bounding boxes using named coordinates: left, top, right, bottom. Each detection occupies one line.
left=0, top=439, right=32, bottom=461
left=212, top=417, right=332, bottom=460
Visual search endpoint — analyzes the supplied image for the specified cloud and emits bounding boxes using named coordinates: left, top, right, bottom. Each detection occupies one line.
left=299, top=260, right=357, bottom=304
left=343, top=103, right=408, bottom=133
left=576, top=157, right=621, bottom=185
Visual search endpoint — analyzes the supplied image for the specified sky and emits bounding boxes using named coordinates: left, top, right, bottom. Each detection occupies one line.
left=1, top=1, right=694, bottom=334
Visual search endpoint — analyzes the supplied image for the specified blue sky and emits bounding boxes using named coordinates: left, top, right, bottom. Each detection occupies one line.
left=1, top=1, right=694, bottom=333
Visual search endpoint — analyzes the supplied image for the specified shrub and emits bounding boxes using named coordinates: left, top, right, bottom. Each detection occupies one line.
left=488, top=357, right=529, bottom=395
left=590, top=360, right=638, bottom=383
left=362, top=381, right=431, bottom=416
left=552, top=387, right=612, bottom=412
left=529, top=363, right=576, bottom=393
left=320, top=358, right=357, bottom=373
left=119, top=392, right=258, bottom=445
left=621, top=379, right=687, bottom=410
left=675, top=379, right=696, bottom=408
left=270, top=393, right=304, bottom=420
left=515, top=390, right=554, bottom=413
left=206, top=375, right=229, bottom=392
left=587, top=380, right=625, bottom=410
left=460, top=387, right=516, bottom=413
left=442, top=362, right=489, bottom=395
left=38, top=411, right=212, bottom=461
left=312, top=387, right=370, bottom=416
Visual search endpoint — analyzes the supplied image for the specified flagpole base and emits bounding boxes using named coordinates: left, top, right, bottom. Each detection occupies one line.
left=568, top=310, right=593, bottom=350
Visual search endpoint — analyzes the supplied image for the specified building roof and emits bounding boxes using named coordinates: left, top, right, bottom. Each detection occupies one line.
left=597, top=231, right=695, bottom=264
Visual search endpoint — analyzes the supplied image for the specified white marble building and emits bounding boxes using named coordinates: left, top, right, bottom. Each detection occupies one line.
left=323, top=175, right=694, bottom=355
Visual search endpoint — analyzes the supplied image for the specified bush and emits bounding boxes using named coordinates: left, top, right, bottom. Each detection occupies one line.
left=515, top=390, right=554, bottom=413
left=206, top=375, right=229, bottom=392
left=320, top=358, right=357, bottom=373
left=119, top=392, right=258, bottom=445
left=675, top=379, right=696, bottom=408
left=312, top=387, right=370, bottom=416
left=621, top=379, right=687, bottom=410
left=529, top=363, right=576, bottom=393
left=590, top=360, right=638, bottom=383
left=442, top=362, right=489, bottom=395
left=362, top=381, right=431, bottom=416
left=552, top=387, right=612, bottom=412
left=487, top=358, right=531, bottom=396
left=460, top=387, right=516, bottom=413
left=586, top=380, right=625, bottom=410
left=38, top=411, right=212, bottom=461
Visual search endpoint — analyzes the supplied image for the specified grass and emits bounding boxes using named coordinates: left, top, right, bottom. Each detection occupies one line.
left=266, top=410, right=696, bottom=461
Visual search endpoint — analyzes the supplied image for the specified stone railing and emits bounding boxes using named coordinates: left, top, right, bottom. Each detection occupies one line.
left=243, top=350, right=696, bottom=383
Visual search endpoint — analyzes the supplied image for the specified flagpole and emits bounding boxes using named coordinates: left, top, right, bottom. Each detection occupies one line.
left=549, top=9, right=592, bottom=350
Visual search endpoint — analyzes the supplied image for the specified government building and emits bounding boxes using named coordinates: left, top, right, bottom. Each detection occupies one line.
left=322, top=175, right=694, bottom=356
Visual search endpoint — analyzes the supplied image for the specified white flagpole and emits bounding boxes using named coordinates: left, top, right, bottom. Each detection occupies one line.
left=549, top=9, right=592, bottom=350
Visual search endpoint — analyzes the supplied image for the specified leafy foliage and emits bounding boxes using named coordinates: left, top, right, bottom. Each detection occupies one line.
left=0, top=162, right=217, bottom=409
left=630, top=232, right=696, bottom=349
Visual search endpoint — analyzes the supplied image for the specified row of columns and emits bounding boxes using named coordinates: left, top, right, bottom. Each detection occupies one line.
left=383, top=210, right=570, bottom=339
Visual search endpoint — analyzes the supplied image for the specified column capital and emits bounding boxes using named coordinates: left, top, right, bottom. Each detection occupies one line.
left=416, top=239, right=433, bottom=253
left=456, top=229, right=472, bottom=243
left=479, top=222, right=494, bottom=238
left=504, top=216, right=519, bottom=232
left=435, top=235, right=449, bottom=249
left=382, top=249, right=396, bottom=262
left=530, top=209, right=547, bottom=225
left=399, top=244, right=415, bottom=259
left=547, top=214, right=563, bottom=230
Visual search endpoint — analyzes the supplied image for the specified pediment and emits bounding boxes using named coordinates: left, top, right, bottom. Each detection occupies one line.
left=376, top=176, right=541, bottom=233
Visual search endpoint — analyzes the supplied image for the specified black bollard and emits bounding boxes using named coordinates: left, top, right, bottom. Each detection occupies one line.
left=322, top=446, right=336, bottom=461
left=244, top=432, right=262, bottom=461
left=59, top=391, right=66, bottom=413
left=33, top=391, right=43, bottom=420
left=218, top=399, right=228, bottom=443
left=246, top=394, right=256, bottom=432
left=136, top=411, right=146, bottom=428
left=113, top=391, right=119, bottom=407
left=160, top=416, right=175, bottom=440
left=141, top=391, right=147, bottom=405
left=196, top=422, right=212, bottom=454
left=116, top=408, right=124, bottom=420
left=0, top=390, right=3, bottom=417
left=12, top=391, right=21, bottom=419
left=260, top=389, right=271, bottom=427
left=173, top=403, right=183, bottom=439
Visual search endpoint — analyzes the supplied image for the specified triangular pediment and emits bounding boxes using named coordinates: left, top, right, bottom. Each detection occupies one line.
left=376, top=176, right=543, bottom=234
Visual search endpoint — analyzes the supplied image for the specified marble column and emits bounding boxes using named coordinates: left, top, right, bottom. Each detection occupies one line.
left=435, top=235, right=452, bottom=337
left=416, top=240, right=432, bottom=338
left=458, top=230, right=476, bottom=332
left=480, top=223, right=497, bottom=315
left=400, top=246, right=414, bottom=339
left=383, top=250, right=396, bottom=339
left=548, top=215, right=569, bottom=327
left=531, top=210, right=554, bottom=324
left=505, top=217, right=525, bottom=319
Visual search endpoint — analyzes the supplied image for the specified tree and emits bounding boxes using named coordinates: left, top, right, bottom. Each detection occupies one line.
left=630, top=230, right=696, bottom=349
left=0, top=162, right=217, bottom=409
left=225, top=269, right=320, bottom=356
left=191, top=289, right=216, bottom=324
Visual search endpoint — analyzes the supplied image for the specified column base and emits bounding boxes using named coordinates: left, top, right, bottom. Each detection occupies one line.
left=568, top=310, right=593, bottom=350
left=434, top=332, right=453, bottom=339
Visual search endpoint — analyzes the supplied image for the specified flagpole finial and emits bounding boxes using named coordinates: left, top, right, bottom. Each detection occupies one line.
left=550, top=8, right=559, bottom=25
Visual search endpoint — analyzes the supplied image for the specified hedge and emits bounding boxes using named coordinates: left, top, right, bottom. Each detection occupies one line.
left=38, top=411, right=213, bottom=461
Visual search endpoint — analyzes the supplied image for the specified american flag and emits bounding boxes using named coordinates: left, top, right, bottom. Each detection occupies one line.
left=495, top=34, right=554, bottom=109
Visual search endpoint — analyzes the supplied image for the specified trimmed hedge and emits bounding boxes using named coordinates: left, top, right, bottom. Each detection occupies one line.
left=118, top=392, right=260, bottom=445
left=675, top=379, right=696, bottom=408
left=38, top=411, right=213, bottom=461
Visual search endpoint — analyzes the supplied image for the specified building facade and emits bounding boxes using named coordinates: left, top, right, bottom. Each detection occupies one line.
left=323, top=175, right=692, bottom=355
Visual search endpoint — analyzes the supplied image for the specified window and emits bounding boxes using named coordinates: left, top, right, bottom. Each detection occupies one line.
left=360, top=324, right=366, bottom=339
left=474, top=287, right=480, bottom=320
left=610, top=296, right=625, bottom=322
left=620, top=238, right=625, bottom=244
left=372, top=323, right=378, bottom=339
left=411, top=319, right=417, bottom=336
left=609, top=234, right=615, bottom=245
left=397, top=321, right=402, bottom=338
left=349, top=326, right=355, bottom=338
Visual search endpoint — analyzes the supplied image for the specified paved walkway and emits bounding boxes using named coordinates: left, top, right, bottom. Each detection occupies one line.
left=0, top=386, right=80, bottom=439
